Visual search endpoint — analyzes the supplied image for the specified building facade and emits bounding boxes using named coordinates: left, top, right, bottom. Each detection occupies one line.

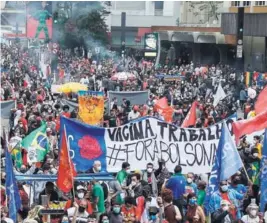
left=106, top=1, right=180, bottom=48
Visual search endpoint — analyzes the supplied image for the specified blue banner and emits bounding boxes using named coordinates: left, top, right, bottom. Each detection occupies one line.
left=60, top=116, right=107, bottom=172
left=5, top=142, right=22, bottom=222
left=204, top=121, right=243, bottom=214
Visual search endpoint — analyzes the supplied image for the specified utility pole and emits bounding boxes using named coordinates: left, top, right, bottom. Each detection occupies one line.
left=121, top=12, right=126, bottom=68
left=236, top=7, right=244, bottom=72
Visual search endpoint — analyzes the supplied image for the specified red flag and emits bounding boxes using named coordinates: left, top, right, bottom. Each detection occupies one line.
left=181, top=101, right=198, bottom=128
left=155, top=97, right=168, bottom=108
left=233, top=109, right=267, bottom=143
left=57, top=130, right=77, bottom=193
left=154, top=97, right=174, bottom=123
left=255, top=86, right=267, bottom=115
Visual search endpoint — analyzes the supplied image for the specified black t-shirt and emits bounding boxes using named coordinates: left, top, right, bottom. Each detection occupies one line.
left=38, top=190, right=59, bottom=205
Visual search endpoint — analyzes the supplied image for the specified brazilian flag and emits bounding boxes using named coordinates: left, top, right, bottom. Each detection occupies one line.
left=21, top=123, right=49, bottom=162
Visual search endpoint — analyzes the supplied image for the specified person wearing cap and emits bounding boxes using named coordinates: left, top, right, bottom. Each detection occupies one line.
left=241, top=199, right=260, bottom=223
left=211, top=200, right=236, bottom=223
left=209, top=180, right=244, bottom=220
left=65, top=184, right=93, bottom=214
left=128, top=105, right=141, bottom=121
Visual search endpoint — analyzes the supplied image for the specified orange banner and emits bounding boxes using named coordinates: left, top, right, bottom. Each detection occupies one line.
left=78, top=96, right=104, bottom=125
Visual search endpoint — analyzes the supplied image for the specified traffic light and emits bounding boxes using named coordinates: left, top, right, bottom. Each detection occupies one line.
left=53, top=12, right=58, bottom=24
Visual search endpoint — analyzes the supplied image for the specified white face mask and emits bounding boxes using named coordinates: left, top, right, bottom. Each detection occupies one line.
left=131, top=181, right=137, bottom=186
left=250, top=210, right=257, bottom=217
left=147, top=168, right=153, bottom=173
left=126, top=169, right=131, bottom=174
left=253, top=153, right=259, bottom=158
left=222, top=206, right=229, bottom=211
left=96, top=166, right=101, bottom=172
left=77, top=192, right=85, bottom=199
left=187, top=178, right=193, bottom=184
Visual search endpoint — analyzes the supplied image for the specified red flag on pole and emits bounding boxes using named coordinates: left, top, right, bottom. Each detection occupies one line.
left=181, top=101, right=198, bottom=128
left=154, top=97, right=174, bottom=123
left=233, top=109, right=267, bottom=143
left=57, top=128, right=77, bottom=193
left=255, top=86, right=267, bottom=115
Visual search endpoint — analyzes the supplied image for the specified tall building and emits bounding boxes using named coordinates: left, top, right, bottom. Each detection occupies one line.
left=106, top=1, right=180, bottom=49
left=0, top=1, right=26, bottom=40
left=221, top=1, right=267, bottom=71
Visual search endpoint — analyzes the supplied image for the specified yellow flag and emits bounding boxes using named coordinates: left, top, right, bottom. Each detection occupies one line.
left=78, top=95, right=104, bottom=125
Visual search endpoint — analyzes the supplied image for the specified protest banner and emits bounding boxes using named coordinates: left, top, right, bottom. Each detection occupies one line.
left=1, top=100, right=15, bottom=119
left=60, top=115, right=236, bottom=174
left=78, top=91, right=104, bottom=125
left=108, top=91, right=149, bottom=108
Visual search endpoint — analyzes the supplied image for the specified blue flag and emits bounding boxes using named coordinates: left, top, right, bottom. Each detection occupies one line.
left=5, top=139, right=22, bottom=222
left=204, top=121, right=243, bottom=213
left=260, top=129, right=267, bottom=212
left=60, top=116, right=107, bottom=172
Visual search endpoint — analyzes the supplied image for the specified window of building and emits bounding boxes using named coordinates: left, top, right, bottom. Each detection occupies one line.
left=255, top=1, right=266, bottom=5
left=231, top=1, right=240, bottom=6
left=154, top=1, right=163, bottom=16
left=155, top=1, right=164, bottom=10
left=243, top=1, right=251, bottom=6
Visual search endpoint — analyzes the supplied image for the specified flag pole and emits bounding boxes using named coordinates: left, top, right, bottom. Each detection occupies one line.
left=63, top=125, right=76, bottom=201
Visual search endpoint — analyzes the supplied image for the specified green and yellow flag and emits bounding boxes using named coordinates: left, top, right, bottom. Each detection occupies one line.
left=21, top=123, right=49, bottom=162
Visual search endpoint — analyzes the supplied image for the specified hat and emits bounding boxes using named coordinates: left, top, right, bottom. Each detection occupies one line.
left=133, top=105, right=139, bottom=111
left=220, top=200, right=230, bottom=206
left=247, top=199, right=258, bottom=210
left=77, top=185, right=86, bottom=191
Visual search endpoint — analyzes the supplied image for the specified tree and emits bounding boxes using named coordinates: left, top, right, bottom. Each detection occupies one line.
left=55, top=1, right=110, bottom=50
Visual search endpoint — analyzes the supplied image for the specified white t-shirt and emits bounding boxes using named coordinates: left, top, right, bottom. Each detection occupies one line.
left=80, top=78, right=89, bottom=85
left=241, top=215, right=260, bottom=223
left=128, top=111, right=140, bottom=121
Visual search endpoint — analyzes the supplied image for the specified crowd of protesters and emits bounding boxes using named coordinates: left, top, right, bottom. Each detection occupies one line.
left=1, top=41, right=267, bottom=223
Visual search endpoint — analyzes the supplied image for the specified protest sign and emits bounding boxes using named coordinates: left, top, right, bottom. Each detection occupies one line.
left=108, top=91, right=149, bottom=107
left=1, top=100, right=15, bottom=119
left=78, top=91, right=104, bottom=125
left=61, top=116, right=236, bottom=174
left=27, top=146, right=38, bottom=163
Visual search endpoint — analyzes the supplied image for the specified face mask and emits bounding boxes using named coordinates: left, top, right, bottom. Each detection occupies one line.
left=78, top=206, right=86, bottom=213
left=253, top=153, right=259, bottom=158
left=48, top=109, right=52, bottom=113
left=126, top=169, right=131, bottom=174
left=20, top=168, right=27, bottom=173
left=187, top=178, right=193, bottom=184
left=131, top=181, right=137, bottom=186
left=77, top=192, right=85, bottom=199
left=221, top=185, right=228, bottom=192
left=96, top=166, right=101, bottom=172
left=113, top=207, right=120, bottom=214
left=102, top=220, right=109, bottom=223
left=189, top=199, right=197, bottom=206
left=147, top=168, right=153, bottom=173
left=250, top=210, right=257, bottom=217
left=150, top=215, right=157, bottom=221
left=113, top=207, right=121, bottom=214
left=19, top=124, right=23, bottom=128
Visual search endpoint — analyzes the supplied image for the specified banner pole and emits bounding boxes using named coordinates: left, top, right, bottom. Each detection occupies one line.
left=63, top=125, right=76, bottom=201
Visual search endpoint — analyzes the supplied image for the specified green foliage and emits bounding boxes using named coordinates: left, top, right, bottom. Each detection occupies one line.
left=55, top=1, right=110, bottom=49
